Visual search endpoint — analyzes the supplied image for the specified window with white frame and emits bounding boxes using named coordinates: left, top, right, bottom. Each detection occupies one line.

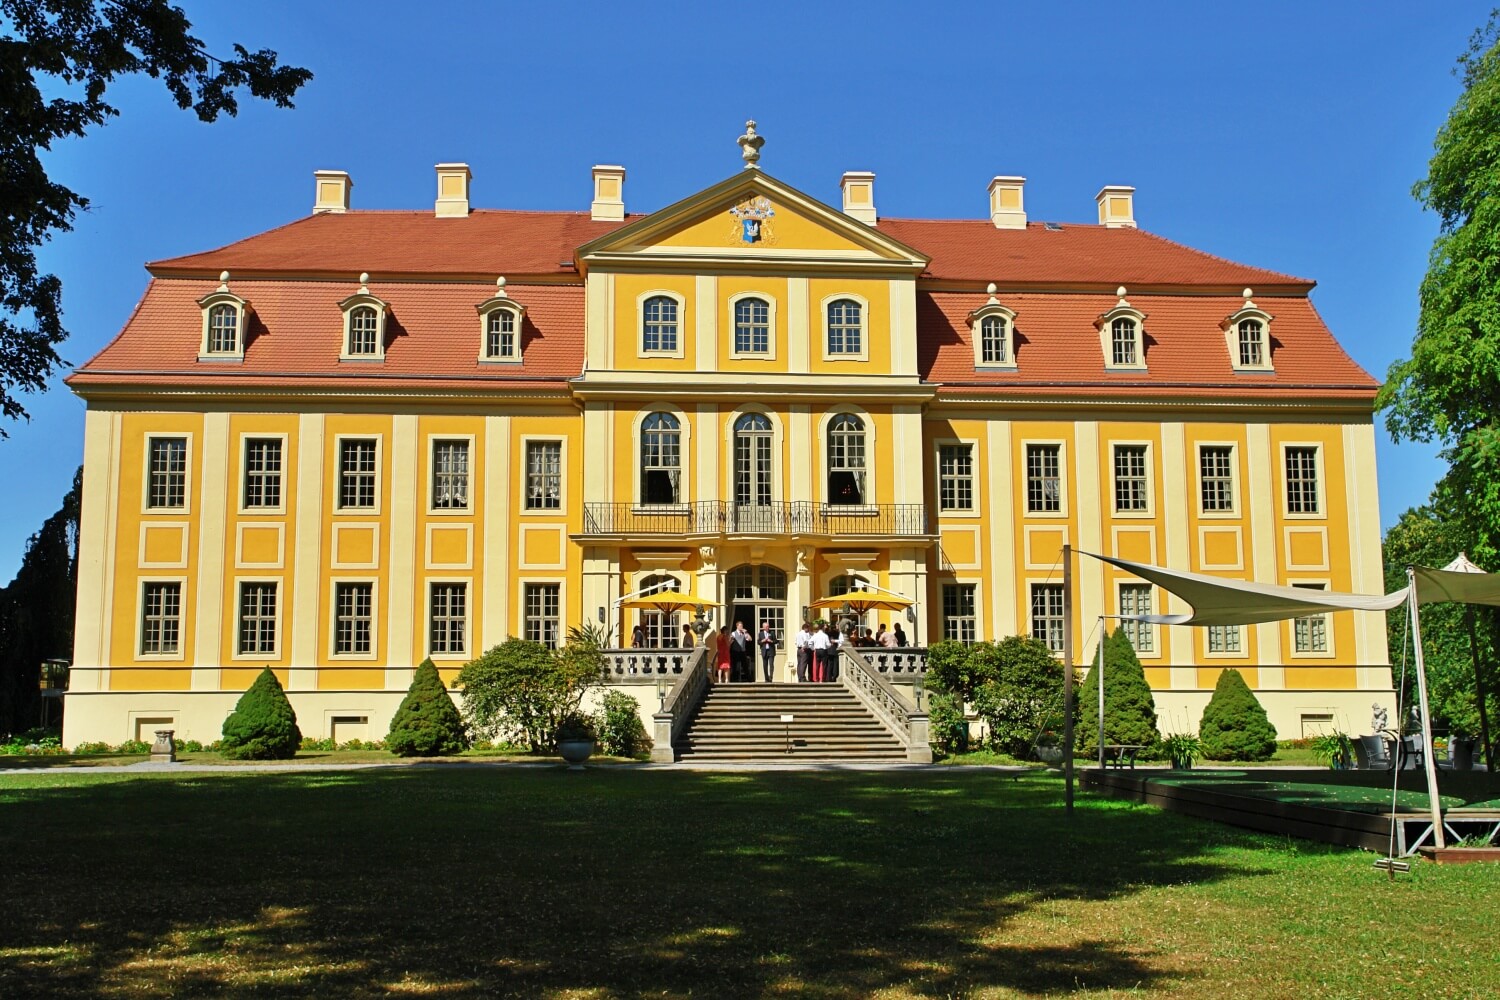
left=1293, top=583, right=1329, bottom=652
left=346, top=305, right=381, bottom=356
left=338, top=439, right=378, bottom=509
left=1207, top=624, right=1242, bottom=654
left=333, top=582, right=374, bottom=655
left=1113, top=445, right=1149, bottom=513
left=1238, top=319, right=1265, bottom=368
left=1110, top=317, right=1140, bottom=366
left=525, top=441, right=562, bottom=510
left=642, top=295, right=678, bottom=353
left=827, top=413, right=867, bottom=505
left=826, top=298, right=862, bottom=355
left=484, top=308, right=519, bottom=360
left=1025, top=444, right=1061, bottom=513
left=1119, top=583, right=1153, bottom=653
left=734, top=297, right=770, bottom=354
left=237, top=582, right=277, bottom=655
left=980, top=315, right=1009, bottom=365
left=636, top=573, right=681, bottom=647
left=243, top=438, right=282, bottom=509
left=1030, top=583, right=1064, bottom=652
left=524, top=583, right=560, bottom=649
left=942, top=584, right=977, bottom=642
left=734, top=413, right=774, bottom=508
left=430, top=583, right=467, bottom=656
left=939, top=444, right=974, bottom=511
left=1222, top=297, right=1274, bottom=372
left=207, top=303, right=240, bottom=354
left=1285, top=447, right=1320, bottom=514
left=431, top=439, right=470, bottom=510
left=198, top=281, right=248, bottom=360
left=640, top=412, right=682, bottom=505
left=140, top=582, right=182, bottom=655
left=147, top=437, right=188, bottom=509
left=1199, top=446, right=1235, bottom=513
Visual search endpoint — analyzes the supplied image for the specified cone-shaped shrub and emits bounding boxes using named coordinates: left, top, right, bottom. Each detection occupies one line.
left=387, top=659, right=468, bottom=757
left=221, top=668, right=301, bottom=759
left=1078, top=628, right=1160, bottom=751
left=1198, top=668, right=1277, bottom=761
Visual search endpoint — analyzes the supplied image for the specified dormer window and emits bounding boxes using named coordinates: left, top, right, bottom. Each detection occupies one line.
left=1223, top=290, right=1275, bottom=372
left=968, top=283, right=1017, bottom=370
left=197, top=271, right=249, bottom=362
left=476, top=276, right=526, bottom=363
left=1096, top=286, right=1147, bottom=371
left=338, top=273, right=388, bottom=362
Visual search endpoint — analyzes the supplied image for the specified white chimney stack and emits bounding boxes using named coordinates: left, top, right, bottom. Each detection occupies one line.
left=591, top=165, right=626, bottom=221
left=1096, top=185, right=1136, bottom=229
left=988, top=175, right=1026, bottom=229
left=840, top=171, right=877, bottom=226
left=435, top=163, right=472, bottom=218
left=313, top=170, right=352, bottom=214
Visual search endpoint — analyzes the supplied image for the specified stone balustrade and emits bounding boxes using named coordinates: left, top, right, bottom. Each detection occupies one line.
left=860, top=646, right=929, bottom=678
left=651, top=646, right=711, bottom=762
left=601, top=647, right=697, bottom=682
left=839, top=647, right=932, bottom=763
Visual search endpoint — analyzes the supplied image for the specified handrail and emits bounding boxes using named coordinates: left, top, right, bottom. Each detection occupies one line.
left=580, top=501, right=931, bottom=538
left=650, top=645, right=711, bottom=762
left=839, top=646, right=933, bottom=763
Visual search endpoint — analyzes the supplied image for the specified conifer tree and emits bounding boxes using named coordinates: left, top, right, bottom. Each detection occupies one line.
left=1078, top=628, right=1160, bottom=750
left=1197, top=668, right=1278, bottom=761
left=387, top=659, right=468, bottom=757
left=220, top=668, right=301, bottom=759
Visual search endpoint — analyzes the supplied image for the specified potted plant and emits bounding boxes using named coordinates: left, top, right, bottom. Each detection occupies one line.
left=1033, top=729, right=1065, bottom=767
left=1161, top=732, right=1204, bottom=769
left=555, top=711, right=597, bottom=770
left=1309, top=730, right=1354, bottom=770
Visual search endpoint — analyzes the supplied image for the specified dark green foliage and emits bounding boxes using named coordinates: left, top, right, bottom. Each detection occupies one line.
left=1078, top=629, right=1160, bottom=751
left=456, top=636, right=602, bottom=751
left=923, top=639, right=997, bottom=705
left=926, top=690, right=969, bottom=755
left=0, top=2, right=311, bottom=428
left=1197, top=668, right=1278, bottom=761
left=220, top=668, right=301, bottom=759
left=970, top=635, right=1066, bottom=756
left=386, top=659, right=468, bottom=757
left=594, top=690, right=650, bottom=757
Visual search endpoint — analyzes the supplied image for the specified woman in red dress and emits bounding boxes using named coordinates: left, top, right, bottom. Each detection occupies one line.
left=715, top=625, right=733, bottom=683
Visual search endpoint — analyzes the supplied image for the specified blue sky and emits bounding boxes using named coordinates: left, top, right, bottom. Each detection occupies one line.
left=0, top=1, right=1484, bottom=576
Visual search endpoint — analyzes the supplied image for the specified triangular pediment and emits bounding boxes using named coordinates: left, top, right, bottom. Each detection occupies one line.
left=576, top=170, right=929, bottom=271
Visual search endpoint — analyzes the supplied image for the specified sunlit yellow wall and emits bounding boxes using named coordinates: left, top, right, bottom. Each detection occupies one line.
left=653, top=198, right=877, bottom=253
left=807, top=277, right=892, bottom=372
left=512, top=410, right=584, bottom=650
left=414, top=415, right=485, bottom=684
left=1096, top=420, right=1172, bottom=668
left=1010, top=419, right=1080, bottom=652
left=718, top=275, right=788, bottom=374
left=1183, top=422, right=1259, bottom=667
left=927, top=417, right=993, bottom=636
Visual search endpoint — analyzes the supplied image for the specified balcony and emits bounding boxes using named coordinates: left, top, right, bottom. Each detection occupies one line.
left=580, top=501, right=933, bottom=540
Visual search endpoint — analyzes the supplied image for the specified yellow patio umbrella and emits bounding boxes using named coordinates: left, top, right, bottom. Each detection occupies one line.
left=808, top=591, right=914, bottom=617
left=617, top=589, right=714, bottom=617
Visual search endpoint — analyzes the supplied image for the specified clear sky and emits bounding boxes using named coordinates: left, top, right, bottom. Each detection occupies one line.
left=0, top=0, right=1484, bottom=577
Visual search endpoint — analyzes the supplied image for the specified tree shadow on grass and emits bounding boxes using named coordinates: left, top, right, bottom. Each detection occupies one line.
left=0, top=769, right=1281, bottom=998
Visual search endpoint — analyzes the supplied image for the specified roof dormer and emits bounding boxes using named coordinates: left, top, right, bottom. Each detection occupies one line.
left=197, top=271, right=250, bottom=362
left=338, top=273, right=388, bottom=362
left=1096, top=286, right=1147, bottom=371
left=1222, top=288, right=1275, bottom=373
left=476, top=276, right=526, bottom=363
left=968, top=283, right=1018, bottom=370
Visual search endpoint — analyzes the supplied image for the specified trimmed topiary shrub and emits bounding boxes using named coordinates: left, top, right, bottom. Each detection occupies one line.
left=1078, top=628, right=1160, bottom=752
left=593, top=690, right=651, bottom=758
left=1197, top=668, right=1278, bottom=761
left=220, top=668, right=301, bottom=759
left=387, top=659, right=468, bottom=757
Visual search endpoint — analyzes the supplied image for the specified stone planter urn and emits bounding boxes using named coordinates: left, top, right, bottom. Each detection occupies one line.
left=1034, top=744, right=1064, bottom=768
left=558, top=739, right=595, bottom=770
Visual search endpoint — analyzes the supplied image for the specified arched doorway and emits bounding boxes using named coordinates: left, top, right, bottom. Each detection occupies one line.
left=725, top=564, right=788, bottom=678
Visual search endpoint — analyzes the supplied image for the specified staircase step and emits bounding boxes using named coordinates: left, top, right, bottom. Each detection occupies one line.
left=676, top=680, right=909, bottom=762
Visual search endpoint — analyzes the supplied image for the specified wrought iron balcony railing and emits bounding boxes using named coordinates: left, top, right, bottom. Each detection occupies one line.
left=580, top=501, right=931, bottom=538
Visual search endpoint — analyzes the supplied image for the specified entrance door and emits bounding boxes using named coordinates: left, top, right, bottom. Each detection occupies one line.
left=733, top=413, right=776, bottom=532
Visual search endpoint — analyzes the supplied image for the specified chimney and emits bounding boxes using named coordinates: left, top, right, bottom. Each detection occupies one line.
left=435, top=163, right=472, bottom=218
left=313, top=170, right=352, bottom=214
left=840, top=171, right=877, bottom=225
left=988, top=175, right=1026, bottom=229
left=591, top=165, right=626, bottom=221
left=1096, top=185, right=1136, bottom=228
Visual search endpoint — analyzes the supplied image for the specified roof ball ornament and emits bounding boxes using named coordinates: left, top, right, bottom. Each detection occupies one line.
left=738, top=119, right=765, bottom=170
left=358, top=272, right=370, bottom=294
left=986, top=282, right=999, bottom=304
left=495, top=276, right=509, bottom=299
left=1242, top=287, right=1255, bottom=308
left=1116, top=285, right=1129, bottom=306
left=217, top=270, right=231, bottom=293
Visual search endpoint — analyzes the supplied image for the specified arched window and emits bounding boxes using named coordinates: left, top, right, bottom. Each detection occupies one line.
left=486, top=308, right=518, bottom=359
left=640, top=412, right=682, bottom=505
left=347, top=306, right=381, bottom=356
left=734, top=413, right=774, bottom=508
left=734, top=297, right=771, bottom=354
left=980, top=315, right=1008, bottom=365
left=207, top=303, right=239, bottom=354
left=642, top=295, right=678, bottom=352
left=1238, top=319, right=1265, bottom=368
left=826, top=298, right=862, bottom=355
left=636, top=573, right=681, bottom=647
left=827, top=413, right=866, bottom=506
left=1110, top=317, right=1139, bottom=367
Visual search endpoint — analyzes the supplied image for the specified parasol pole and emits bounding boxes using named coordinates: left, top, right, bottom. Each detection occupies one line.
left=1098, top=616, right=1106, bottom=770
left=1063, top=543, right=1075, bottom=815
left=1406, top=566, right=1446, bottom=849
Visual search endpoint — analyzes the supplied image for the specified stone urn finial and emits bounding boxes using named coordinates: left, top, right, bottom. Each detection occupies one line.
left=738, top=120, right=764, bottom=169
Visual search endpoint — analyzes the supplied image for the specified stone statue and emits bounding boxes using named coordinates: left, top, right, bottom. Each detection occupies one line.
left=737, top=120, right=764, bottom=169
left=1372, top=704, right=1388, bottom=735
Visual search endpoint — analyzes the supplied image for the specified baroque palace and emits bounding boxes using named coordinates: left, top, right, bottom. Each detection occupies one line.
left=63, top=125, right=1389, bottom=748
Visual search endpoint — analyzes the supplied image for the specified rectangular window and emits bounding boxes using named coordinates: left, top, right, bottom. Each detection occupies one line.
left=431, top=439, right=470, bottom=510
left=1112, top=445, right=1149, bottom=512
left=524, top=583, right=560, bottom=649
left=1025, top=444, right=1061, bottom=513
left=237, top=582, right=278, bottom=655
left=430, top=583, right=467, bottom=656
left=938, top=444, right=974, bottom=512
left=1207, top=624, right=1242, bottom=653
left=525, top=441, right=562, bottom=510
left=147, top=437, right=188, bottom=509
left=1285, top=446, right=1320, bottom=515
left=1030, top=583, right=1064, bottom=652
left=334, top=582, right=374, bottom=655
left=942, top=584, right=977, bottom=642
left=338, top=439, right=378, bottom=509
left=140, top=582, right=182, bottom=655
left=243, top=438, right=283, bottom=509
left=1293, top=583, right=1329, bottom=652
left=1199, top=446, right=1235, bottom=512
left=1119, top=583, right=1153, bottom=653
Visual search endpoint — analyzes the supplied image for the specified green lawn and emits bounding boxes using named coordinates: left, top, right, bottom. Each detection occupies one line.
left=1, top=768, right=1496, bottom=999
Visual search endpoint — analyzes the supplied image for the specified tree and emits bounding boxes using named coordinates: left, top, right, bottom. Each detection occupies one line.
left=923, top=639, right=1001, bottom=755
left=970, top=635, right=1066, bottom=757
left=1078, top=628, right=1160, bottom=751
left=1197, top=668, right=1278, bottom=761
left=386, top=659, right=468, bottom=757
left=0, top=2, right=311, bottom=429
left=456, top=637, right=600, bottom=752
left=220, top=667, right=300, bottom=759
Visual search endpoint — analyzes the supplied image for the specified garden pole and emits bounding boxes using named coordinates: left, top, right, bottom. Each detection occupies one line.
left=1406, top=567, right=1446, bottom=848
left=1464, top=607, right=1494, bottom=772
left=1062, top=543, right=1074, bottom=815
left=1098, top=616, right=1106, bottom=771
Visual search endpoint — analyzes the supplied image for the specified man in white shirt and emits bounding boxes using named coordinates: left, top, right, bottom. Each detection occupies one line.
left=795, top=622, right=815, bottom=682
left=810, top=624, right=831, bottom=682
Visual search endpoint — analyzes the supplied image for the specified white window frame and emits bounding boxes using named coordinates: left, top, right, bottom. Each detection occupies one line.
left=338, top=281, right=389, bottom=362
left=935, top=439, right=979, bottom=516
left=333, top=435, right=383, bottom=515
left=1110, top=441, right=1155, bottom=518
left=520, top=580, right=564, bottom=650
left=820, top=406, right=876, bottom=508
left=1022, top=440, right=1067, bottom=518
left=727, top=291, right=778, bottom=360
left=1196, top=442, right=1239, bottom=518
left=233, top=577, right=283, bottom=660
left=631, top=407, right=690, bottom=510
left=238, top=433, right=288, bottom=515
left=142, top=433, right=193, bottom=515
left=969, top=297, right=1018, bottom=371
left=1281, top=442, right=1325, bottom=520
left=637, top=290, right=687, bottom=359
left=197, top=288, right=249, bottom=362
left=1097, top=303, right=1148, bottom=372
left=1288, top=580, right=1335, bottom=658
left=329, top=578, right=379, bottom=660
left=428, top=435, right=474, bottom=515
left=427, top=578, right=472, bottom=660
left=1222, top=302, right=1275, bottom=373
left=521, top=436, right=567, bottom=515
left=1204, top=623, right=1247, bottom=659
left=136, top=577, right=187, bottom=660
left=1028, top=581, right=1066, bottom=654
left=725, top=405, right=783, bottom=508
left=820, top=293, right=870, bottom=362
left=941, top=581, right=981, bottom=643
left=1117, top=581, right=1158, bottom=658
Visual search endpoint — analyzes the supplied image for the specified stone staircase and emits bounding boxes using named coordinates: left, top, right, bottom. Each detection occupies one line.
left=675, top=683, right=907, bottom=761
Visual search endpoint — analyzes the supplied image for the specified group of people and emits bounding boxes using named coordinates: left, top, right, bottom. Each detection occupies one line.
left=634, top=616, right=909, bottom=684
left=712, top=621, right=778, bottom=683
